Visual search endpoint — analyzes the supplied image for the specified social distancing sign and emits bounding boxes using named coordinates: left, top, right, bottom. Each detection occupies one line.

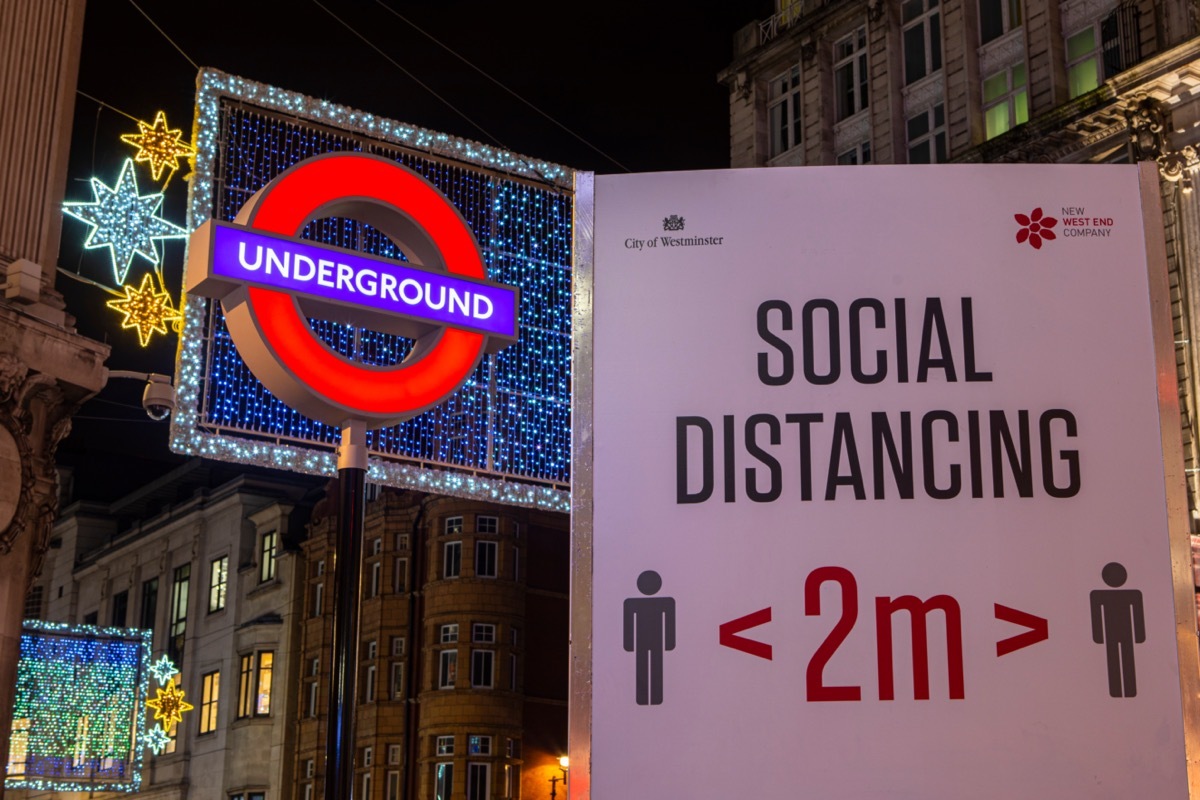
left=573, top=164, right=1200, bottom=799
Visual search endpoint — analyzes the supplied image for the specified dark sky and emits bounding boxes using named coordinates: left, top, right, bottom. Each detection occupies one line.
left=56, top=0, right=773, bottom=497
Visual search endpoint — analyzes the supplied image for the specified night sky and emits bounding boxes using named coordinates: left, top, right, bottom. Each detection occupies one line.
left=56, top=1, right=773, bottom=498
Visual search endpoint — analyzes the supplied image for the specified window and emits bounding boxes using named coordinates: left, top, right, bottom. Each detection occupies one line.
left=200, top=670, right=220, bottom=734
left=472, top=623, right=496, bottom=643
left=391, top=662, right=404, bottom=699
left=1066, top=24, right=1101, bottom=98
left=238, top=651, right=274, bottom=717
left=767, top=65, right=802, bottom=158
left=308, top=678, right=319, bottom=718
left=371, top=537, right=383, bottom=556
left=388, top=745, right=402, bottom=765
left=502, top=765, right=519, bottom=800
left=834, top=27, right=869, bottom=121
left=477, top=515, right=498, bottom=534
left=316, top=559, right=325, bottom=577
left=361, top=772, right=372, bottom=800
left=110, top=590, right=128, bottom=627
left=506, top=738, right=520, bottom=758
left=837, top=141, right=871, bottom=165
left=907, top=103, right=947, bottom=163
left=444, top=516, right=463, bottom=535
left=468, top=735, right=491, bottom=755
left=439, top=650, right=457, bottom=689
left=435, top=763, right=454, bottom=800
left=23, top=585, right=43, bottom=619
left=386, top=771, right=400, bottom=800
left=467, top=763, right=491, bottom=800
left=259, top=530, right=277, bottom=583
left=475, top=541, right=497, bottom=578
left=311, top=657, right=321, bottom=676
left=169, top=564, right=189, bottom=664
left=312, top=582, right=324, bottom=617
left=391, top=637, right=405, bottom=657
left=209, top=556, right=228, bottom=613
left=365, top=639, right=378, bottom=659
left=140, top=578, right=158, bottom=632
left=364, top=746, right=374, bottom=767
left=368, top=561, right=381, bottom=598
left=509, top=654, right=517, bottom=691
left=983, top=62, right=1028, bottom=139
left=393, top=558, right=407, bottom=593
left=444, top=542, right=461, bottom=579
left=306, top=759, right=316, bottom=778
left=364, top=664, right=377, bottom=702
left=437, top=735, right=455, bottom=756
left=513, top=547, right=519, bottom=581
left=471, top=650, right=494, bottom=688
left=395, top=534, right=409, bottom=551
left=303, top=785, right=313, bottom=800
left=440, top=624, right=459, bottom=643
left=902, top=0, right=941, bottom=84
left=979, top=0, right=1021, bottom=44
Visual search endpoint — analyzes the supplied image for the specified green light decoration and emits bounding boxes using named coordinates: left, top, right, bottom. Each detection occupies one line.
left=62, top=157, right=186, bottom=285
left=5, top=620, right=152, bottom=794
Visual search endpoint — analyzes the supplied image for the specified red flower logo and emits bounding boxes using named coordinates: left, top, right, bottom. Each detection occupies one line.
left=1015, top=208, right=1057, bottom=249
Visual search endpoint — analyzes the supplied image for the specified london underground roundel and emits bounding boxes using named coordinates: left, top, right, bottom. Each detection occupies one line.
left=185, top=152, right=519, bottom=429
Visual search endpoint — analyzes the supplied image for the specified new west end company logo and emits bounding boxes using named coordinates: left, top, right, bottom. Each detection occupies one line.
left=1014, top=206, right=1117, bottom=249
left=624, top=213, right=725, bottom=251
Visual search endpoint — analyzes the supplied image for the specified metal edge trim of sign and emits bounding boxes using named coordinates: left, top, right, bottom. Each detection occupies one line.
left=569, top=170, right=595, bottom=800
left=1140, top=162, right=1200, bottom=794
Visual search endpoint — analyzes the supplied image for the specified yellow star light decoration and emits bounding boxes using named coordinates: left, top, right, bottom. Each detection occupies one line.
left=106, top=273, right=182, bottom=346
left=145, top=680, right=194, bottom=727
left=120, top=110, right=195, bottom=184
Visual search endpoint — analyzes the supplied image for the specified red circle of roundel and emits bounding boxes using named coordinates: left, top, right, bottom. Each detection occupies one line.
left=243, top=154, right=486, bottom=418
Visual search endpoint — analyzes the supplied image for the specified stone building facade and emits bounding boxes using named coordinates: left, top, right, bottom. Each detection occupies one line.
left=12, top=461, right=320, bottom=800
left=296, top=489, right=569, bottom=800
left=719, top=0, right=1200, bottom=605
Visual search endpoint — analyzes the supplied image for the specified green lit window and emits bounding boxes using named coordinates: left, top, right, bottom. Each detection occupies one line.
left=1067, top=26, right=1101, bottom=98
left=983, top=63, right=1028, bottom=139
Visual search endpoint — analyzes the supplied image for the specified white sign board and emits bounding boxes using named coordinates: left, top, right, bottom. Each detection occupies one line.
left=574, top=165, right=1200, bottom=799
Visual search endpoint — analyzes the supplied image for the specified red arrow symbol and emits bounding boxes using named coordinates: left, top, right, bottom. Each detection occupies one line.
left=719, top=607, right=773, bottom=660
left=995, top=604, right=1049, bottom=656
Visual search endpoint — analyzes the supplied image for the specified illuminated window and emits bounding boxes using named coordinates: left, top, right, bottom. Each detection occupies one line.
left=436, top=763, right=454, bottom=800
left=768, top=65, right=802, bottom=158
left=200, top=670, right=220, bottom=734
left=979, top=0, right=1021, bottom=44
left=1066, top=25, right=1101, bottom=98
left=209, top=556, right=228, bottom=613
left=834, top=27, right=869, bottom=121
left=439, top=650, right=457, bottom=689
left=444, top=516, right=463, bottom=535
left=259, top=531, right=277, bottom=583
left=468, top=735, right=491, bottom=755
left=907, top=104, right=947, bottom=163
left=444, top=542, right=461, bottom=579
left=902, top=0, right=941, bottom=84
left=983, top=63, right=1028, bottom=139
left=475, top=541, right=497, bottom=578
left=237, top=651, right=274, bottom=717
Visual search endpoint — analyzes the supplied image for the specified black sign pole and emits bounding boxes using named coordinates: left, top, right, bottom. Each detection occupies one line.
left=326, top=422, right=368, bottom=800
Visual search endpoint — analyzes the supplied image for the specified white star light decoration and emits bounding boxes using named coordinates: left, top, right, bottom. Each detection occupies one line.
left=149, top=655, right=180, bottom=685
left=144, top=725, right=172, bottom=755
left=62, top=158, right=186, bottom=284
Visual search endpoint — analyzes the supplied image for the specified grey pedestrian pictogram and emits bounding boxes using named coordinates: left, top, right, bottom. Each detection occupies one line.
left=623, top=570, right=676, bottom=705
left=1090, top=562, right=1145, bottom=698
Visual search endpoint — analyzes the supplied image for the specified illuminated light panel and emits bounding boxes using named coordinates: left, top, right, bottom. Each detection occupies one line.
left=106, top=272, right=183, bottom=347
left=119, top=110, right=196, bottom=183
left=63, top=158, right=187, bottom=284
left=171, top=70, right=573, bottom=511
left=5, top=620, right=151, bottom=794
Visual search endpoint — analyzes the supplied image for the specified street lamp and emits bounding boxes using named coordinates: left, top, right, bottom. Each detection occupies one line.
left=548, top=755, right=569, bottom=799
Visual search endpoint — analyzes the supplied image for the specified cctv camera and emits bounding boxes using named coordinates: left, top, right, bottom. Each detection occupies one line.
left=142, top=374, right=176, bottom=421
